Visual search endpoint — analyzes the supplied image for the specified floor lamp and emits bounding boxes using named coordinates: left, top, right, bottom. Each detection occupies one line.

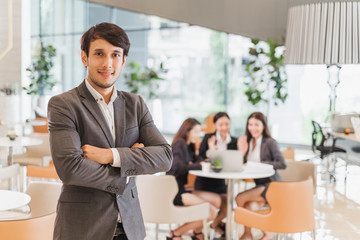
left=284, top=1, right=360, bottom=113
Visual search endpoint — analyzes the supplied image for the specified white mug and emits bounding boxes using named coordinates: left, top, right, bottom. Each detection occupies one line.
left=202, top=162, right=211, bottom=173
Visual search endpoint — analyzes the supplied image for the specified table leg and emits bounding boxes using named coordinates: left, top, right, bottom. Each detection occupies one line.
left=7, top=146, right=13, bottom=190
left=7, top=146, right=13, bottom=166
left=226, top=179, right=234, bottom=240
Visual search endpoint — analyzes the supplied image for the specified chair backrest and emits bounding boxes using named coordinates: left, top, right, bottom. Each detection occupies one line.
left=26, top=181, right=62, bottom=217
left=202, top=113, right=216, bottom=134
left=278, top=160, right=317, bottom=193
left=136, top=174, right=209, bottom=225
left=0, top=164, right=20, bottom=180
left=0, top=212, right=56, bottom=240
left=311, top=120, right=326, bottom=152
left=265, top=178, right=315, bottom=233
left=0, top=164, right=20, bottom=190
left=32, top=118, right=48, bottom=133
left=14, top=132, right=51, bottom=166
left=24, top=132, right=51, bottom=158
left=281, top=146, right=295, bottom=160
left=27, top=162, right=59, bottom=179
left=136, top=175, right=178, bottom=223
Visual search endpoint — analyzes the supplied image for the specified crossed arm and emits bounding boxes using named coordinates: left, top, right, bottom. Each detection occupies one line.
left=48, top=94, right=172, bottom=194
left=82, top=143, right=144, bottom=165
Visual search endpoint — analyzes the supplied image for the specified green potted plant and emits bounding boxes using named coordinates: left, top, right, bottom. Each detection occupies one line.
left=24, top=42, right=57, bottom=96
left=24, top=42, right=57, bottom=117
left=123, top=61, right=167, bottom=100
left=244, top=39, right=288, bottom=108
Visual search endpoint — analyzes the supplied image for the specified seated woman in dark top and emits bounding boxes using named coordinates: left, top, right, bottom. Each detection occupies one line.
left=236, top=112, right=286, bottom=240
left=195, top=112, right=238, bottom=236
left=166, top=118, right=218, bottom=240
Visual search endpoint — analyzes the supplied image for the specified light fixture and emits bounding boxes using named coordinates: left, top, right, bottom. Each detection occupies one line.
left=284, top=2, right=360, bottom=112
left=0, top=0, right=13, bottom=61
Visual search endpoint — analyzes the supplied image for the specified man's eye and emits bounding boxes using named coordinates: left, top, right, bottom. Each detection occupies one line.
left=95, top=52, right=102, bottom=56
left=113, top=53, right=121, bottom=57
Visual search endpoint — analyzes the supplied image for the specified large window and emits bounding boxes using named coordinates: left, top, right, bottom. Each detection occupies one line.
left=30, top=0, right=360, bottom=145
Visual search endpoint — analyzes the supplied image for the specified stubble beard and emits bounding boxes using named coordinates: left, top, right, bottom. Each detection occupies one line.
left=88, top=75, right=116, bottom=89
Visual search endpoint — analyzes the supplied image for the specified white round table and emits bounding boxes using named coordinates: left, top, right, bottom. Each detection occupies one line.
left=0, top=190, right=31, bottom=211
left=190, top=162, right=275, bottom=240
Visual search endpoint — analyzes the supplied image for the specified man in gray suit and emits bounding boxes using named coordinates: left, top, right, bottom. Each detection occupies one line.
left=48, top=22, right=173, bottom=240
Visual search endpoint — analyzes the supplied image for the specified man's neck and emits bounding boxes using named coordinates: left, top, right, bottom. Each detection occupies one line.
left=87, top=78, right=113, bottom=104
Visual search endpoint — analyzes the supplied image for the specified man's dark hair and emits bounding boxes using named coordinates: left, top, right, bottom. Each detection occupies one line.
left=81, top=22, right=130, bottom=58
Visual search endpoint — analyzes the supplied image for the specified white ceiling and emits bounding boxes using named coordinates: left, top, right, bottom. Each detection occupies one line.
left=89, top=0, right=351, bottom=45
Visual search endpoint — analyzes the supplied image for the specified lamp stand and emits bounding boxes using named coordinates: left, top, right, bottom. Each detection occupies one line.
left=326, top=65, right=341, bottom=113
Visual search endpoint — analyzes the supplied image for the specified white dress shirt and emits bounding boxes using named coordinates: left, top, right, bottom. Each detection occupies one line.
left=85, top=79, right=121, bottom=167
left=216, top=131, right=231, bottom=150
left=247, top=136, right=262, bottom=163
left=85, top=79, right=125, bottom=223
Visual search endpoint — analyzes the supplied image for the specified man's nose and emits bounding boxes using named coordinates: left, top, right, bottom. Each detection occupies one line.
left=103, top=56, right=113, bottom=68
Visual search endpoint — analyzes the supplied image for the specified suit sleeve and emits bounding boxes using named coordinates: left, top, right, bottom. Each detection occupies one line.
left=48, top=95, right=126, bottom=194
left=116, top=96, right=173, bottom=177
left=199, top=134, right=211, bottom=159
left=262, top=138, right=287, bottom=170
left=167, top=140, right=201, bottom=178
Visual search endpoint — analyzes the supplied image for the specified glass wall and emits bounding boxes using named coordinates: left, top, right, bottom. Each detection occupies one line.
left=29, top=0, right=360, bottom=145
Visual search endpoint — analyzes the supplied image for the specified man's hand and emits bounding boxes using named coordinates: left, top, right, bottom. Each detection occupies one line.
left=82, top=144, right=113, bottom=165
left=131, top=143, right=144, bottom=149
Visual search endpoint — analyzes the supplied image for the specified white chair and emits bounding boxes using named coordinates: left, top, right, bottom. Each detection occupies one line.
left=136, top=175, right=210, bottom=240
left=278, top=160, right=317, bottom=193
left=26, top=181, right=62, bottom=217
left=0, top=163, right=20, bottom=190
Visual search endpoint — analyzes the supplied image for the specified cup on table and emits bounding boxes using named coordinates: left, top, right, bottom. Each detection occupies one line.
left=202, top=161, right=211, bottom=173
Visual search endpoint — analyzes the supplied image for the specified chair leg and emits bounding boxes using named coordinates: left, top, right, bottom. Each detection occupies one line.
left=155, top=223, right=159, bottom=240
left=312, top=229, right=316, bottom=240
left=202, top=219, right=208, bottom=240
left=274, top=233, right=279, bottom=240
left=209, top=221, right=215, bottom=240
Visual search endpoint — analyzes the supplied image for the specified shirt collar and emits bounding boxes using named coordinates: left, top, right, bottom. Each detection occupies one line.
left=250, top=135, right=263, bottom=148
left=85, top=79, right=118, bottom=104
left=215, top=131, right=231, bottom=144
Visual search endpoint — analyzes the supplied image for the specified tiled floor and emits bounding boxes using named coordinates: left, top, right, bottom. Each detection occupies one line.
left=1, top=151, right=360, bottom=240
left=144, top=155, right=360, bottom=240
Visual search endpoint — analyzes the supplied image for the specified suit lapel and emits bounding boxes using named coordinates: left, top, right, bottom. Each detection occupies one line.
left=113, top=92, right=126, bottom=147
left=77, top=82, right=115, bottom=147
left=260, top=137, right=266, bottom=162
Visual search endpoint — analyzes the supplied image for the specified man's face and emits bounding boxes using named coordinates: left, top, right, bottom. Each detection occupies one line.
left=81, top=38, right=127, bottom=90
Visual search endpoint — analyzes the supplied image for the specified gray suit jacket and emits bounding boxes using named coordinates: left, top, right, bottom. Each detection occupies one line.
left=245, top=137, right=286, bottom=183
left=48, top=81, right=173, bottom=240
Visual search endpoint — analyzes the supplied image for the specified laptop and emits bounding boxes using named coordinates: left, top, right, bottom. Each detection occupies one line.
left=206, top=149, right=244, bottom=172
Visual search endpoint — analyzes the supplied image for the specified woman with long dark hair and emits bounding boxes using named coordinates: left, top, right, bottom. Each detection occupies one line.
left=166, top=118, right=217, bottom=240
left=194, top=112, right=238, bottom=236
left=236, top=112, right=286, bottom=240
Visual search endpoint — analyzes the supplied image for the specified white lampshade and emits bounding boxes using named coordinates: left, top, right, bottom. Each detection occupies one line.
left=284, top=1, right=360, bottom=65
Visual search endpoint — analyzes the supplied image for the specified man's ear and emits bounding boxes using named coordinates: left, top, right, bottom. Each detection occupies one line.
left=121, top=55, right=127, bottom=69
left=81, top=51, right=88, bottom=66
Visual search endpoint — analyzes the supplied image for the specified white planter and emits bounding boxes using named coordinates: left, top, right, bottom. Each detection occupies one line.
left=35, top=95, right=51, bottom=118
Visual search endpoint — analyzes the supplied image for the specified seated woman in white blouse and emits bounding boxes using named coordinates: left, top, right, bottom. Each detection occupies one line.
left=236, top=112, right=286, bottom=240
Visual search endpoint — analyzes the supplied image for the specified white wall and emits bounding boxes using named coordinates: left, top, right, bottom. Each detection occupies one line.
left=0, top=0, right=31, bottom=124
